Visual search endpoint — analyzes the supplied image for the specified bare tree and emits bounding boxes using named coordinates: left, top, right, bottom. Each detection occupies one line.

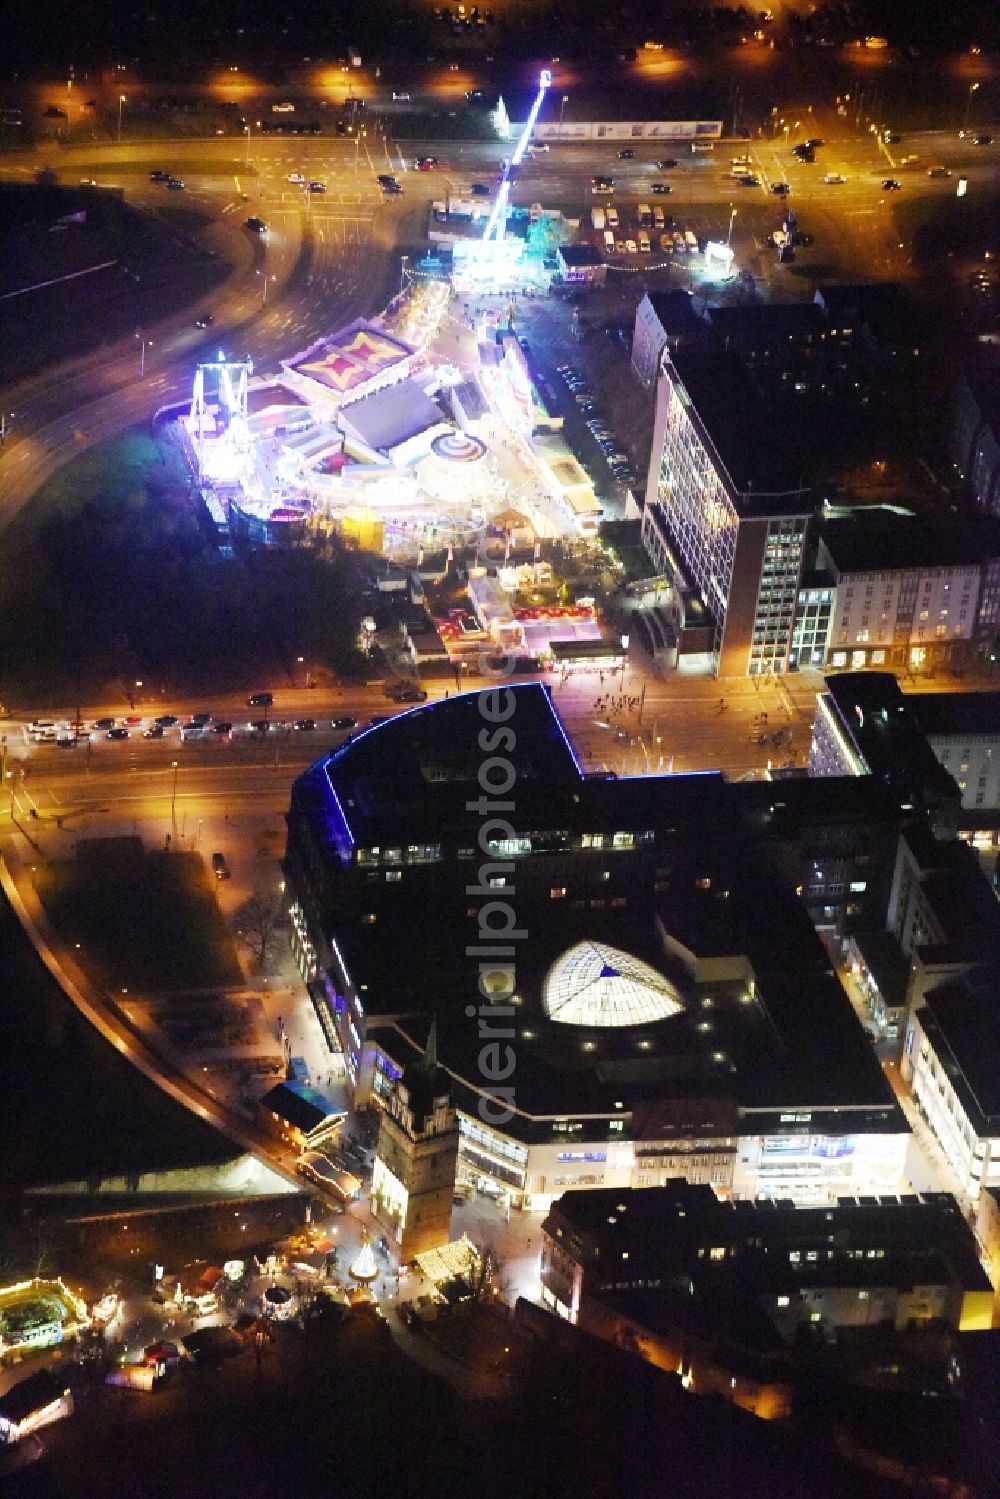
left=234, top=886, right=284, bottom=969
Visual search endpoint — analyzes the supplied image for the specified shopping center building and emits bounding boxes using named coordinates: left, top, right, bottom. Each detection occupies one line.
left=283, top=685, right=909, bottom=1212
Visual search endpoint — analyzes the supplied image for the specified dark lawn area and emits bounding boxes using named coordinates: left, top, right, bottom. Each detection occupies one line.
left=0, top=431, right=370, bottom=704
left=33, top=837, right=243, bottom=994
left=0, top=888, right=234, bottom=1191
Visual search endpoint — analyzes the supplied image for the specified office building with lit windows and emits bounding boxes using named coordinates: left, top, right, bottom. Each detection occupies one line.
left=641, top=351, right=812, bottom=677
left=283, top=686, right=908, bottom=1214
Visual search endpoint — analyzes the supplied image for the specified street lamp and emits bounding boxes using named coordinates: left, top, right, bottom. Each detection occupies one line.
left=400, top=254, right=409, bottom=296
left=135, top=332, right=151, bottom=377
left=727, top=205, right=737, bottom=248
left=244, top=122, right=252, bottom=167
left=117, top=94, right=126, bottom=143
left=962, top=82, right=980, bottom=136
left=170, top=761, right=179, bottom=820
left=559, top=94, right=569, bottom=132
left=258, top=270, right=275, bottom=306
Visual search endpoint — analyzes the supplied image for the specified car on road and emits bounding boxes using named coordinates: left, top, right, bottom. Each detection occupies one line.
left=248, top=719, right=275, bottom=734
left=213, top=721, right=233, bottom=735
left=383, top=181, right=403, bottom=194
left=55, top=735, right=79, bottom=748
left=149, top=170, right=170, bottom=181
left=655, top=159, right=678, bottom=169
left=195, top=313, right=214, bottom=328
left=617, top=148, right=636, bottom=160
left=470, top=182, right=490, bottom=196
left=803, top=138, right=825, bottom=149
left=927, top=166, right=951, bottom=178
left=591, top=176, right=614, bottom=193
left=92, top=717, right=115, bottom=730
left=771, top=182, right=790, bottom=195
left=651, top=182, right=671, bottom=194
left=307, top=181, right=325, bottom=192
left=107, top=727, right=129, bottom=740
left=189, top=712, right=212, bottom=724
left=900, top=154, right=919, bottom=165
left=294, top=718, right=317, bottom=730
left=377, top=173, right=397, bottom=187
left=212, top=852, right=230, bottom=880
left=166, top=178, right=185, bottom=190
left=738, top=173, right=760, bottom=186
left=331, top=716, right=357, bottom=730
left=143, top=725, right=165, bottom=739
left=792, top=146, right=815, bottom=163
left=247, top=692, right=273, bottom=707
left=244, top=217, right=268, bottom=233
left=882, top=178, right=901, bottom=191
left=414, top=156, right=438, bottom=170
left=883, top=131, right=902, bottom=144
left=287, top=172, right=306, bottom=184
left=823, top=173, right=846, bottom=184
left=972, top=135, right=993, bottom=147
left=154, top=714, right=179, bottom=726
left=392, top=91, right=411, bottom=101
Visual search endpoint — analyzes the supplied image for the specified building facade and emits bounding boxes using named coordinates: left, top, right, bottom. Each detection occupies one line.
left=641, top=352, right=811, bottom=676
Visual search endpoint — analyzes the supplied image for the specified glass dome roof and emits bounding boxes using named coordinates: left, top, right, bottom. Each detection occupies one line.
left=542, top=941, right=684, bottom=1029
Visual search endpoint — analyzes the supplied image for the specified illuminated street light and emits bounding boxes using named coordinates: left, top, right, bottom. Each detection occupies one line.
left=170, top=761, right=179, bottom=820
left=117, top=94, right=126, bottom=143
left=559, top=94, right=569, bottom=131
left=135, top=331, right=151, bottom=377
left=962, top=82, right=980, bottom=137
left=727, top=205, right=737, bottom=248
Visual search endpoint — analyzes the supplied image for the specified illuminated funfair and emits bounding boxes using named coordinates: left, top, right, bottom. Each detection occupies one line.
left=188, top=353, right=255, bottom=484
left=459, top=67, right=551, bottom=287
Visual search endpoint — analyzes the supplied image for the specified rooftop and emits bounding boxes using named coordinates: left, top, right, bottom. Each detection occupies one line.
left=286, top=319, right=412, bottom=395
left=559, top=243, right=605, bottom=267
left=665, top=350, right=810, bottom=509
left=907, top=691, right=1000, bottom=740
left=818, top=508, right=982, bottom=574
left=289, top=687, right=904, bottom=1131
left=920, top=968, right=1000, bottom=1131
left=644, top=289, right=700, bottom=336
left=338, top=378, right=446, bottom=454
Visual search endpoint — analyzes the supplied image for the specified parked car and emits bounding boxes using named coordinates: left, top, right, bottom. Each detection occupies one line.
left=294, top=718, right=318, bottom=730
left=212, top=853, right=231, bottom=880
left=655, top=159, right=678, bottom=169
left=307, top=181, right=326, bottom=192
left=166, top=178, right=185, bottom=190
left=470, top=182, right=490, bottom=196
left=144, top=725, right=165, bottom=739
left=651, top=182, right=671, bottom=194
left=617, top=148, right=636, bottom=160
left=287, top=172, right=306, bottom=184
left=107, top=727, right=129, bottom=740
left=195, top=313, right=214, bottom=328
left=331, top=716, right=357, bottom=730
left=213, top=721, right=233, bottom=735
left=154, top=714, right=179, bottom=726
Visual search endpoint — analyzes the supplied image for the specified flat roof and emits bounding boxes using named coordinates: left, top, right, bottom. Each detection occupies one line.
left=920, top=968, right=1000, bottom=1130
left=821, top=673, right=960, bottom=809
left=818, top=509, right=982, bottom=574
left=644, top=289, right=699, bottom=335
left=703, top=301, right=826, bottom=346
left=907, top=692, right=1000, bottom=740
left=666, top=350, right=811, bottom=509
left=338, top=378, right=445, bottom=452
left=288, top=688, right=903, bottom=1130
left=559, top=243, right=604, bottom=267
left=286, top=319, right=412, bottom=395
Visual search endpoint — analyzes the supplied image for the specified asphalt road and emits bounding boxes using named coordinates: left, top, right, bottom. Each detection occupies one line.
left=1, top=118, right=995, bottom=540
